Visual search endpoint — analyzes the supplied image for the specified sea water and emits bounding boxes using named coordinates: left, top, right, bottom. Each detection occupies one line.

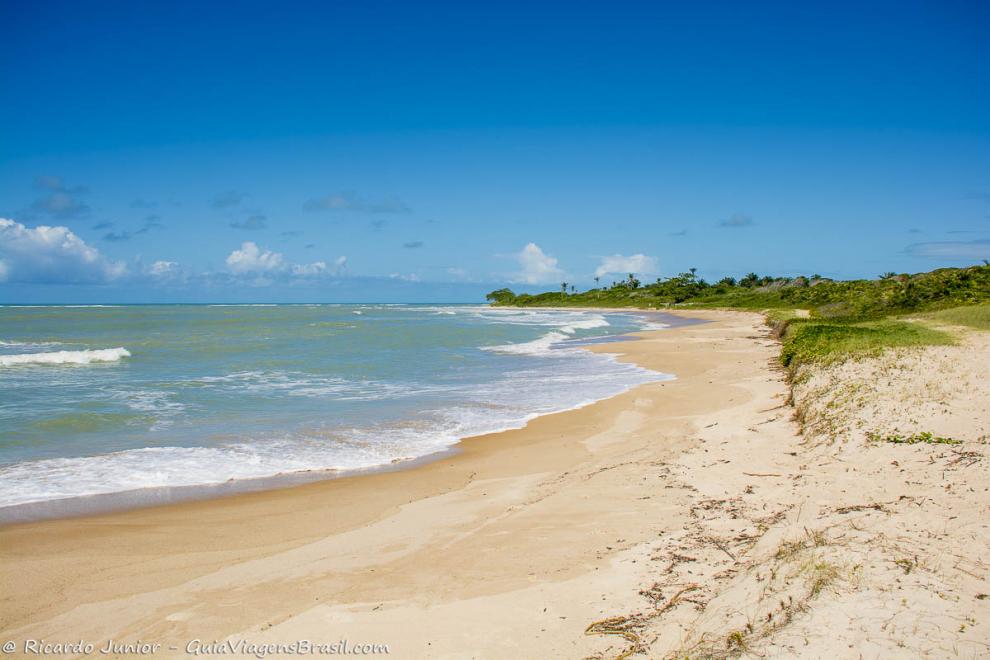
left=0, top=304, right=672, bottom=514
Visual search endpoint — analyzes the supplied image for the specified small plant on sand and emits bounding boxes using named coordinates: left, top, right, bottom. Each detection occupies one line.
left=894, top=558, right=916, bottom=575
left=773, top=527, right=830, bottom=562
left=805, top=527, right=829, bottom=547
left=774, top=538, right=807, bottom=562
left=867, top=430, right=961, bottom=445
left=725, top=630, right=749, bottom=655
left=804, top=560, right=840, bottom=597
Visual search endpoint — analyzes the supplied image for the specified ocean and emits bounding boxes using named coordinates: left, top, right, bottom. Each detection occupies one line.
left=0, top=304, right=673, bottom=518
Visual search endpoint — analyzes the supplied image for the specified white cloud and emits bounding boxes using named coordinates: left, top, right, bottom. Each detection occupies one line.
left=149, top=260, right=179, bottom=276
left=291, top=261, right=327, bottom=277
left=510, top=243, right=564, bottom=284
left=225, top=241, right=285, bottom=274
left=225, top=242, right=346, bottom=282
left=594, top=253, right=658, bottom=279
left=389, top=272, right=421, bottom=282
left=0, top=218, right=125, bottom=284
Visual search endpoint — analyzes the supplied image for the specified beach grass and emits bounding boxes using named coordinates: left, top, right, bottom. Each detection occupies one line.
left=778, top=319, right=954, bottom=368
left=919, top=304, right=990, bottom=330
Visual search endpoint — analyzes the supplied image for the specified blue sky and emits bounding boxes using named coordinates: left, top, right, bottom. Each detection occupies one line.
left=1, top=0, right=988, bottom=303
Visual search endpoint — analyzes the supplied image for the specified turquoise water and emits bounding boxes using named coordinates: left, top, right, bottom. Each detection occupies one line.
left=0, top=304, right=670, bottom=510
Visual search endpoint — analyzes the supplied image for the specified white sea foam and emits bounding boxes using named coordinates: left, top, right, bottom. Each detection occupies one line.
left=481, top=314, right=611, bottom=356
left=559, top=316, right=610, bottom=333
left=482, top=331, right=570, bottom=355
left=0, top=340, right=63, bottom=349
left=0, top=355, right=671, bottom=508
left=107, top=389, right=187, bottom=430
left=0, top=347, right=130, bottom=367
left=193, top=370, right=451, bottom=401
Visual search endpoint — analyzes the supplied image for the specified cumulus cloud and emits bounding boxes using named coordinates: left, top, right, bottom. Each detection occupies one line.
left=594, top=253, right=658, bottom=279
left=303, top=191, right=411, bottom=214
left=509, top=243, right=564, bottom=284
left=0, top=218, right=125, bottom=283
left=291, top=261, right=328, bottom=277
left=212, top=191, right=247, bottom=209
left=225, top=241, right=285, bottom=274
left=719, top=212, right=754, bottom=228
left=292, top=256, right=346, bottom=277
left=904, top=239, right=990, bottom=259
left=31, top=176, right=90, bottom=219
left=224, top=242, right=345, bottom=283
left=230, top=214, right=268, bottom=230
left=145, top=260, right=186, bottom=283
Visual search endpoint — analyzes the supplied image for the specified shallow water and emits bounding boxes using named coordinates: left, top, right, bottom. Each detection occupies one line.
left=0, top=304, right=671, bottom=510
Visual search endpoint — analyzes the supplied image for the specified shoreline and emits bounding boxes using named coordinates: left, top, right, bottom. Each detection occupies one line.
left=0, top=308, right=693, bottom=525
left=0, top=309, right=790, bottom=655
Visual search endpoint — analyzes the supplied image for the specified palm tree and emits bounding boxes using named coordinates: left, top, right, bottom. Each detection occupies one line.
left=594, top=276, right=600, bottom=288
left=560, top=282, right=568, bottom=295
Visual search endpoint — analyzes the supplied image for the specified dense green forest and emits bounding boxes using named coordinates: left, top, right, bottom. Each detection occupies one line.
left=487, top=264, right=990, bottom=369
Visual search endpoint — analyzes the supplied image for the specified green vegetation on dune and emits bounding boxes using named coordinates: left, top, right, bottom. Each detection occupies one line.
left=778, top=319, right=953, bottom=367
left=919, top=303, right=990, bottom=330
left=488, top=264, right=989, bottom=369
left=866, top=430, right=961, bottom=445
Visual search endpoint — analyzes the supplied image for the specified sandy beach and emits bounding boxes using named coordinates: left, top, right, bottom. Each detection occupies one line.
left=2, top=309, right=988, bottom=659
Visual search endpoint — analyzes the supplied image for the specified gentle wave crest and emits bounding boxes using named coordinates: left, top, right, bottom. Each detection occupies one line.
left=0, top=347, right=131, bottom=367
